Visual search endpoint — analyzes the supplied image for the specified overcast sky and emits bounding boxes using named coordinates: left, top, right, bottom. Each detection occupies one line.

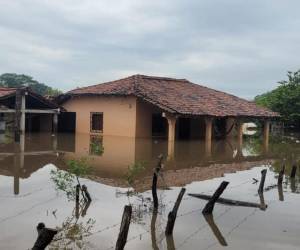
left=1, top=0, right=300, bottom=99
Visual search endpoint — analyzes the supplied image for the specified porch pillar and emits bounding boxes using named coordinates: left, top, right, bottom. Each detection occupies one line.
left=166, top=115, right=176, bottom=142
left=205, top=117, right=213, bottom=156
left=225, top=117, right=235, bottom=138
left=263, top=120, right=270, bottom=153
left=236, top=120, right=243, bottom=156
left=164, top=113, right=177, bottom=159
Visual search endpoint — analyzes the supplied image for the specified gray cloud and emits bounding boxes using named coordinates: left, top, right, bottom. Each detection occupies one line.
left=0, top=0, right=300, bottom=98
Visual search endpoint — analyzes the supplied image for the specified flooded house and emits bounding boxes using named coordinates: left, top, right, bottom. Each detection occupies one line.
left=2, top=78, right=300, bottom=250
left=58, top=74, right=278, bottom=155
left=0, top=87, right=60, bottom=136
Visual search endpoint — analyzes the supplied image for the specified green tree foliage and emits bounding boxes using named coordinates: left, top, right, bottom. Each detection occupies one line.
left=50, top=158, right=91, bottom=201
left=0, top=73, right=62, bottom=96
left=255, top=70, right=300, bottom=128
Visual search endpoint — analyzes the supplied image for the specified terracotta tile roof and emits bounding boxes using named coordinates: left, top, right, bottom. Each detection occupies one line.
left=67, top=75, right=278, bottom=117
left=0, top=87, right=17, bottom=98
left=0, top=87, right=59, bottom=109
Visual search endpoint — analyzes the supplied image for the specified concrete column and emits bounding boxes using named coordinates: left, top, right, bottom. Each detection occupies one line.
left=263, top=120, right=270, bottom=154
left=52, top=113, right=58, bottom=135
left=205, top=117, right=213, bottom=156
left=225, top=117, right=235, bottom=138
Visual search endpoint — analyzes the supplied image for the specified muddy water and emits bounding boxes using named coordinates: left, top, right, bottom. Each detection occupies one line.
left=0, top=132, right=300, bottom=249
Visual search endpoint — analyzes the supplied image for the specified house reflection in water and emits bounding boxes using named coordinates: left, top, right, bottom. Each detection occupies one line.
left=0, top=132, right=276, bottom=194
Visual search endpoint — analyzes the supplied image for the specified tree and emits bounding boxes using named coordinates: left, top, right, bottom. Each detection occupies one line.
left=0, top=73, right=62, bottom=96
left=255, top=70, right=300, bottom=129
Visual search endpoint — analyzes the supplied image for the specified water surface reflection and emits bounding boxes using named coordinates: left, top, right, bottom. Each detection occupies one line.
left=0, top=133, right=300, bottom=249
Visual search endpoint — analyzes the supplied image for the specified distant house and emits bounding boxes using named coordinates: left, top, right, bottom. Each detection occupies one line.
left=58, top=75, right=278, bottom=144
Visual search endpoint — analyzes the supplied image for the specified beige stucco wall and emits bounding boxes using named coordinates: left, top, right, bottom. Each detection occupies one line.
left=62, top=96, right=164, bottom=138
left=135, top=99, right=162, bottom=138
left=62, top=96, right=137, bottom=137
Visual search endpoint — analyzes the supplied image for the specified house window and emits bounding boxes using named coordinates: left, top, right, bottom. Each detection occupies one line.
left=90, top=112, right=103, bottom=133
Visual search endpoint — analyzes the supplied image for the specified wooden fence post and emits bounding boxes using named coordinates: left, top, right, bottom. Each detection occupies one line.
left=75, top=184, right=80, bottom=219
left=204, top=214, right=227, bottom=246
left=202, top=181, right=229, bottom=214
left=151, top=209, right=159, bottom=250
left=290, top=165, right=297, bottom=178
left=165, top=188, right=186, bottom=235
left=116, top=205, right=132, bottom=250
left=152, top=155, right=163, bottom=209
left=82, top=184, right=92, bottom=202
left=278, top=165, right=285, bottom=185
left=258, top=169, right=267, bottom=194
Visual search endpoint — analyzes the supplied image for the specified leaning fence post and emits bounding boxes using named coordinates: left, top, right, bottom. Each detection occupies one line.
left=258, top=169, right=267, bottom=194
left=82, top=184, right=92, bottom=202
left=290, top=164, right=297, bottom=178
left=165, top=188, right=186, bottom=235
left=116, top=205, right=132, bottom=250
left=202, top=181, right=229, bottom=214
left=152, top=155, right=163, bottom=209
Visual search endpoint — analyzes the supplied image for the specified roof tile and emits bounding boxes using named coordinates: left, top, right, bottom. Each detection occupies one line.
left=67, top=75, right=278, bottom=117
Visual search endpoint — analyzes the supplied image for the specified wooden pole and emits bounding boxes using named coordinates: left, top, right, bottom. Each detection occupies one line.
left=258, top=169, right=267, bottom=194
left=32, top=223, right=57, bottom=250
left=290, top=165, right=297, bottom=178
left=278, top=165, right=285, bottom=185
left=116, top=205, right=132, bottom=250
left=151, top=209, right=159, bottom=250
left=166, top=234, right=176, bottom=250
left=202, top=181, right=229, bottom=214
left=278, top=164, right=285, bottom=201
left=82, top=184, right=92, bottom=202
left=189, top=193, right=266, bottom=210
left=290, top=178, right=296, bottom=193
left=204, top=214, right=227, bottom=246
left=258, top=192, right=267, bottom=211
left=20, top=93, right=25, bottom=135
left=52, top=113, right=58, bottom=135
left=14, top=89, right=22, bottom=142
left=152, top=173, right=159, bottom=209
left=152, top=155, right=163, bottom=209
left=165, top=188, right=186, bottom=235
left=278, top=184, right=284, bottom=201
left=75, top=184, right=80, bottom=219
left=81, top=200, right=91, bottom=217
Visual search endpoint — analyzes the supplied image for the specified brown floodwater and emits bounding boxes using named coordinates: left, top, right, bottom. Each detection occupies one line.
left=0, top=132, right=300, bottom=249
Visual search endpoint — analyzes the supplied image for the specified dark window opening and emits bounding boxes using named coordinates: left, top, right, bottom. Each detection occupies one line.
left=90, top=112, right=103, bottom=133
left=152, top=114, right=167, bottom=138
left=177, top=118, right=191, bottom=139
left=58, top=112, right=76, bottom=133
